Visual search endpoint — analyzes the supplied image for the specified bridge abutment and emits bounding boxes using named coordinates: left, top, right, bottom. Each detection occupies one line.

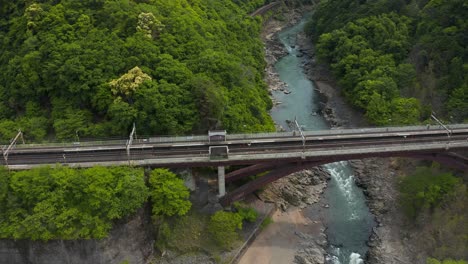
left=218, top=166, right=226, bottom=197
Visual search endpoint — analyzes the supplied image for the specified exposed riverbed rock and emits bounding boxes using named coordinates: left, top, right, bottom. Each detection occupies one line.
left=295, top=30, right=367, bottom=129
left=294, top=232, right=327, bottom=264
left=349, top=159, right=414, bottom=264
left=260, top=8, right=330, bottom=264
left=262, top=9, right=308, bottom=94
left=259, top=167, right=330, bottom=210
left=294, top=247, right=326, bottom=264
left=264, top=27, right=289, bottom=93
left=291, top=19, right=415, bottom=263
left=261, top=5, right=415, bottom=264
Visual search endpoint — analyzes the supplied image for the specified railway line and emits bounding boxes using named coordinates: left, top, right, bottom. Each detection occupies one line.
left=2, top=125, right=468, bottom=169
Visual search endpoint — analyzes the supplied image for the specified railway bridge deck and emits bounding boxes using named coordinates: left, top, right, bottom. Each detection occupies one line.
left=2, top=124, right=468, bottom=204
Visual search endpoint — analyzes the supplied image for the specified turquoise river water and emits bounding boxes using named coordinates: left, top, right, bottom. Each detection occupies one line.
left=270, top=15, right=375, bottom=264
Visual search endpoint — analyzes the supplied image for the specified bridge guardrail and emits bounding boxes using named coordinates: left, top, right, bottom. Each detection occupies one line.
left=149, top=135, right=207, bottom=143
left=227, top=124, right=468, bottom=140
left=13, top=139, right=128, bottom=149
left=7, top=124, right=468, bottom=150
left=227, top=131, right=296, bottom=140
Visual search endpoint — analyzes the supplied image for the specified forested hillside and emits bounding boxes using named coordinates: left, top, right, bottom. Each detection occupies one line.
left=0, top=0, right=274, bottom=143
left=307, top=1, right=468, bottom=262
left=307, top=0, right=467, bottom=125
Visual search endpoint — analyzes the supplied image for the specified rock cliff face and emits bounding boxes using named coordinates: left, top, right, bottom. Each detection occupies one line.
left=0, top=208, right=154, bottom=264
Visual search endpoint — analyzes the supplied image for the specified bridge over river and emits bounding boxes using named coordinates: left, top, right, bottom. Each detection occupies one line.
left=2, top=124, right=468, bottom=204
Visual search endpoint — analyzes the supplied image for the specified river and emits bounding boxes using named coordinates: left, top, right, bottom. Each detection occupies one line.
left=270, top=14, right=375, bottom=264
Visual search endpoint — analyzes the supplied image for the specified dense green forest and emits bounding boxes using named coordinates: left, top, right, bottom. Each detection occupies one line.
left=0, top=0, right=274, bottom=143
left=307, top=0, right=467, bottom=125
left=0, top=166, right=204, bottom=241
left=0, top=164, right=260, bottom=257
left=0, top=166, right=148, bottom=240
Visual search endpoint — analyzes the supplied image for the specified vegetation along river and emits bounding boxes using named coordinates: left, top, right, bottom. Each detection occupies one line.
left=270, top=14, right=375, bottom=264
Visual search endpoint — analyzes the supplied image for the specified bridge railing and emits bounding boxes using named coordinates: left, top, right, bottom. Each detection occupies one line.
left=301, top=124, right=467, bottom=136
left=226, top=124, right=467, bottom=140
left=149, top=135, right=208, bottom=143
left=227, top=131, right=296, bottom=140
left=13, top=139, right=129, bottom=149
left=7, top=124, right=468, bottom=149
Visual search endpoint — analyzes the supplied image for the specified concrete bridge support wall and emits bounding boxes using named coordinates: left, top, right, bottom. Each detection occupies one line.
left=218, top=166, right=226, bottom=197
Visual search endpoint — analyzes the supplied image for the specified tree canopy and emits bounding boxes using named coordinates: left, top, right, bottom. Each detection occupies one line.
left=149, top=168, right=191, bottom=218
left=308, top=0, right=468, bottom=124
left=208, top=211, right=243, bottom=249
left=315, top=13, right=422, bottom=125
left=0, top=166, right=148, bottom=240
left=0, top=0, right=275, bottom=143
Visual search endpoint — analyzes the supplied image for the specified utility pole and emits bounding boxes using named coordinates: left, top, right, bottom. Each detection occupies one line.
left=431, top=112, right=452, bottom=137
left=2, top=130, right=24, bottom=167
left=294, top=116, right=306, bottom=156
left=126, top=123, right=136, bottom=159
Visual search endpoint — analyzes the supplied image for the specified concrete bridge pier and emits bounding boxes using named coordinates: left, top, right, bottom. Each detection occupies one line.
left=218, top=166, right=226, bottom=197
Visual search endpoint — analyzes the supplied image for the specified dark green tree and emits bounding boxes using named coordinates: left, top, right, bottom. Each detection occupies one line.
left=398, top=167, right=460, bottom=220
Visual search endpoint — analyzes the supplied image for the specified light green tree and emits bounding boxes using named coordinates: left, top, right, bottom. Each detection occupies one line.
left=136, top=12, right=164, bottom=39
left=209, top=211, right=243, bottom=249
left=427, top=258, right=468, bottom=264
left=109, top=66, right=151, bottom=98
left=149, top=168, right=191, bottom=217
left=389, top=97, right=421, bottom=125
left=365, top=92, right=391, bottom=125
left=0, top=166, right=147, bottom=240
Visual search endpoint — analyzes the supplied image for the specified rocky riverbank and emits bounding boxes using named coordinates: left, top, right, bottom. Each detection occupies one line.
left=351, top=159, right=413, bottom=264
left=240, top=167, right=330, bottom=264
left=262, top=9, right=301, bottom=108
left=239, top=7, right=333, bottom=264
left=259, top=167, right=330, bottom=211
left=292, top=12, right=415, bottom=264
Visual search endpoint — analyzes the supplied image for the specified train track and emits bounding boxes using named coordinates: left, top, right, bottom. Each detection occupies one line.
left=2, top=125, right=468, bottom=168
